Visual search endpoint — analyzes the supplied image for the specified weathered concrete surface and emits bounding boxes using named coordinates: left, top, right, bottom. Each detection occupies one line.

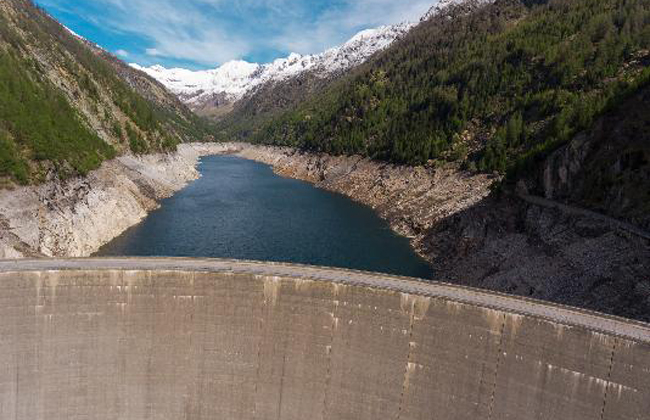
left=0, top=258, right=649, bottom=420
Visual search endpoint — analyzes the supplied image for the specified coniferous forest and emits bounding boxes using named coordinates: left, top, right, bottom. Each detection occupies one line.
left=0, top=0, right=210, bottom=185
left=220, top=0, right=650, bottom=178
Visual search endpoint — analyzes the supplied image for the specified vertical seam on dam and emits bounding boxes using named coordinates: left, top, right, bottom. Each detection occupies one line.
left=14, top=366, right=19, bottom=420
left=599, top=339, right=618, bottom=420
left=145, top=274, right=156, bottom=420
left=396, top=305, right=417, bottom=419
left=184, top=273, right=196, bottom=419
left=252, top=280, right=268, bottom=420
left=276, top=353, right=287, bottom=420
left=195, top=287, right=208, bottom=420
left=487, top=313, right=507, bottom=420
left=321, top=285, right=340, bottom=420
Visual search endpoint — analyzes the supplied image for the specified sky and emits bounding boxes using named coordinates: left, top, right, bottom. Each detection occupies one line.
left=35, top=0, right=435, bottom=70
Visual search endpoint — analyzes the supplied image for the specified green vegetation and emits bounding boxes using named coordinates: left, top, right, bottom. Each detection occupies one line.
left=0, top=0, right=212, bottom=184
left=0, top=131, right=29, bottom=184
left=227, top=0, right=650, bottom=175
left=0, top=51, right=115, bottom=183
left=126, top=123, right=148, bottom=154
left=15, top=1, right=201, bottom=142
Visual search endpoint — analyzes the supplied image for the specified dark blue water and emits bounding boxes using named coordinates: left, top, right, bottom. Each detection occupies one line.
left=96, top=155, right=431, bottom=279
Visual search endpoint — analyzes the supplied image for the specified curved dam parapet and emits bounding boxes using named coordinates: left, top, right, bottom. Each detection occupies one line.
left=0, top=258, right=649, bottom=420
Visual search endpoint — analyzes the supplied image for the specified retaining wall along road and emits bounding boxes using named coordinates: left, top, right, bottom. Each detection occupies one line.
left=0, top=258, right=649, bottom=419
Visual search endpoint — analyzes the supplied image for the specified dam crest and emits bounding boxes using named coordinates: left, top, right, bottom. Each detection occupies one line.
left=1, top=258, right=649, bottom=419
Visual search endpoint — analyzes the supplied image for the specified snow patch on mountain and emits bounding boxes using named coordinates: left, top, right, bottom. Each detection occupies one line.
left=131, top=61, right=261, bottom=105
left=421, top=0, right=493, bottom=21
left=63, top=25, right=83, bottom=39
left=130, top=23, right=413, bottom=109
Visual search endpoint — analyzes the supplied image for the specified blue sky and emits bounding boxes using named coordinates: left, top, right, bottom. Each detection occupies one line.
left=35, top=0, right=435, bottom=70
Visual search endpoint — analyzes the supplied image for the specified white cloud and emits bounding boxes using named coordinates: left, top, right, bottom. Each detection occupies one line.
left=115, top=49, right=129, bottom=57
left=40, top=0, right=439, bottom=68
left=273, top=0, right=433, bottom=55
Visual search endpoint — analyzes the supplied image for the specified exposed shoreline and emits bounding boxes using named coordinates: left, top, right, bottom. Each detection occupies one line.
left=0, top=143, right=237, bottom=258
left=1, top=141, right=648, bottom=321
left=0, top=142, right=491, bottom=266
left=233, top=145, right=494, bottom=261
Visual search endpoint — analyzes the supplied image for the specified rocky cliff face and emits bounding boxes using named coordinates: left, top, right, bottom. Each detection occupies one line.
left=423, top=85, right=650, bottom=322
left=0, top=144, right=235, bottom=258
left=539, top=84, right=650, bottom=230
left=234, top=145, right=650, bottom=323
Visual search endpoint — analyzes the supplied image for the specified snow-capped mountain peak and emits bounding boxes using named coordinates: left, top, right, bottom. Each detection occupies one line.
left=130, top=22, right=413, bottom=114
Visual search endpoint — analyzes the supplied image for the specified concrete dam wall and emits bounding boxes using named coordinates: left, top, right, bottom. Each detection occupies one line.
left=0, top=259, right=649, bottom=420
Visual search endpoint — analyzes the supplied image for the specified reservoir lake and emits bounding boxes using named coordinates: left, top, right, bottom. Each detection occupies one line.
left=96, top=155, right=432, bottom=279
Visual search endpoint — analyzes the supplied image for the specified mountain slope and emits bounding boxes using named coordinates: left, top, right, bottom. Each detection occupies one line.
left=534, top=82, right=650, bottom=230
left=229, top=0, right=649, bottom=173
left=133, top=23, right=413, bottom=118
left=426, top=82, right=650, bottom=320
left=0, top=0, right=211, bottom=186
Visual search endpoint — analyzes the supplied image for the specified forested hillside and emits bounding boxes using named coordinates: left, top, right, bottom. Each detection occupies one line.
left=535, top=82, right=650, bottom=229
left=221, top=0, right=650, bottom=177
left=0, top=0, right=211, bottom=186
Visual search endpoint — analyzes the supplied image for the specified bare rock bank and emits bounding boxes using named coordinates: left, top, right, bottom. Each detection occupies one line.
left=235, top=145, right=494, bottom=258
left=0, top=139, right=495, bottom=263
left=0, top=143, right=237, bottom=258
left=234, top=145, right=650, bottom=322
left=1, top=141, right=647, bottom=321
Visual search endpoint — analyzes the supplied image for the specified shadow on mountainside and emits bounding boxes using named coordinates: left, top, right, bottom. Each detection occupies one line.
left=422, top=82, right=650, bottom=322
left=423, top=193, right=650, bottom=323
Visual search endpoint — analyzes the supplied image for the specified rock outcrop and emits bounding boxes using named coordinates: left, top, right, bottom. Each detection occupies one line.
left=0, top=143, right=236, bottom=258
left=234, top=146, right=650, bottom=322
left=235, top=146, right=494, bottom=258
left=1, top=141, right=647, bottom=322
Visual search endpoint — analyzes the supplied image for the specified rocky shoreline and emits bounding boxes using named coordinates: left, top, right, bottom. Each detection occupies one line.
left=0, top=143, right=238, bottom=258
left=235, top=145, right=494, bottom=260
left=0, top=142, right=494, bottom=261
left=1, top=141, right=647, bottom=321
left=235, top=145, right=650, bottom=321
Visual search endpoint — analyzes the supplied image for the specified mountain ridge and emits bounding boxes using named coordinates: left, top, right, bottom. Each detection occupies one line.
left=232, top=0, right=650, bottom=170
left=0, top=0, right=211, bottom=185
left=131, top=23, right=414, bottom=117
left=131, top=0, right=498, bottom=120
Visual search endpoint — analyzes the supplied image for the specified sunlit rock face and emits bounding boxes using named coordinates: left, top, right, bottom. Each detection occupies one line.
left=1, top=259, right=648, bottom=420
